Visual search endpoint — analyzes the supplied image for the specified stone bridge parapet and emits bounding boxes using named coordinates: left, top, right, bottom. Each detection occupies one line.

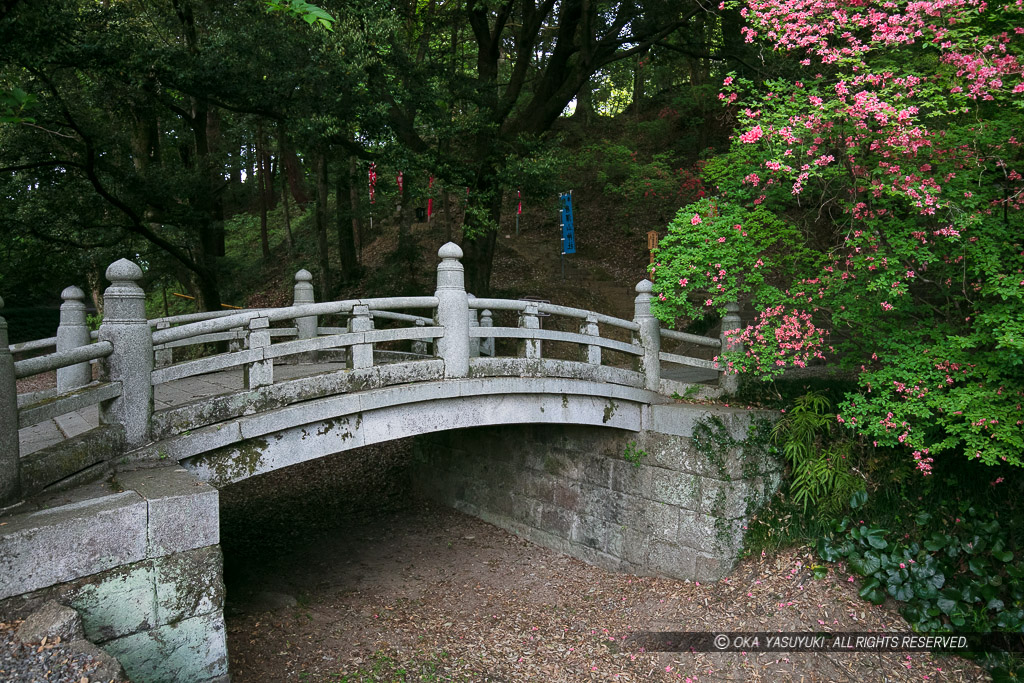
left=1, top=243, right=773, bottom=683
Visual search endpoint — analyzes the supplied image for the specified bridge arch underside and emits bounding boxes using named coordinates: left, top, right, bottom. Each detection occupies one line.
left=148, top=373, right=782, bottom=583
left=173, top=377, right=659, bottom=487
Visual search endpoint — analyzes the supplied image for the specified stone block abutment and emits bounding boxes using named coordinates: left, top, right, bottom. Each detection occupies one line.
left=412, top=403, right=781, bottom=583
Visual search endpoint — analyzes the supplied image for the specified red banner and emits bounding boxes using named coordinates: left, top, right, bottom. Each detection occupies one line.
left=517, top=188, right=522, bottom=215
left=397, top=171, right=404, bottom=195
left=427, top=175, right=435, bottom=218
left=368, top=163, right=377, bottom=204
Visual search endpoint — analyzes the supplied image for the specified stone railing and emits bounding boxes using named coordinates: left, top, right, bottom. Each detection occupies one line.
left=1, top=242, right=741, bottom=507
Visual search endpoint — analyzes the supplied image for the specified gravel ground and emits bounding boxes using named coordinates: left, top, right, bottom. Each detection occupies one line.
left=220, top=447, right=992, bottom=683
left=0, top=621, right=121, bottom=683
left=223, top=503, right=991, bottom=683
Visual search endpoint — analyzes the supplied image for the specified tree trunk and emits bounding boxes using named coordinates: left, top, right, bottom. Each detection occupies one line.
left=188, top=94, right=223, bottom=309
left=396, top=177, right=417, bottom=280
left=245, top=141, right=255, bottom=204
left=348, top=155, right=362, bottom=264
left=256, top=121, right=271, bottom=259
left=462, top=227, right=499, bottom=297
left=314, top=151, right=332, bottom=298
left=277, top=124, right=295, bottom=251
left=443, top=189, right=452, bottom=243
left=281, top=172, right=294, bottom=253
left=283, top=145, right=311, bottom=205
left=335, top=160, right=359, bottom=283
left=206, top=109, right=225, bottom=257
left=461, top=180, right=502, bottom=296
left=631, top=48, right=648, bottom=114
left=572, top=79, right=595, bottom=124
left=193, top=267, right=222, bottom=312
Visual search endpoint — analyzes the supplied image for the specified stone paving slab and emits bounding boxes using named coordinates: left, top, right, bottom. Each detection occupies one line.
left=17, top=360, right=712, bottom=457
left=54, top=406, right=96, bottom=439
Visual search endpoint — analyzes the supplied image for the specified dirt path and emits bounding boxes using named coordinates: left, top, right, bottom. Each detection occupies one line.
left=221, top=458, right=989, bottom=682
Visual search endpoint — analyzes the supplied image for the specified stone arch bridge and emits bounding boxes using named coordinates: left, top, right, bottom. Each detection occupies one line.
left=0, top=243, right=780, bottom=683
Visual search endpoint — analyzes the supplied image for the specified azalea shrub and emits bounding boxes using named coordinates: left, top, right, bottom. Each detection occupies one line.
left=651, top=198, right=826, bottom=374
left=652, top=0, right=1024, bottom=471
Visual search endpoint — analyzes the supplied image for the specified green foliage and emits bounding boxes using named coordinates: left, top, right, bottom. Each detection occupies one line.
left=772, top=392, right=864, bottom=514
left=820, top=491, right=1024, bottom=633
left=623, top=442, right=647, bottom=468
left=568, top=143, right=706, bottom=230
left=696, top=0, right=1024, bottom=470
left=650, top=197, right=817, bottom=324
left=0, top=86, right=35, bottom=123
left=264, top=0, right=336, bottom=31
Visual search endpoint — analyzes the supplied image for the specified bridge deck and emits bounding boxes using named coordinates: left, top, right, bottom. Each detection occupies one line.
left=18, top=361, right=718, bottom=457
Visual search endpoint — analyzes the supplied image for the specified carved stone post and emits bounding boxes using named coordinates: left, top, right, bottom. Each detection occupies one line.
left=348, top=304, right=373, bottom=369
left=0, top=296, right=21, bottom=506
left=293, top=269, right=317, bottom=364
left=56, top=285, right=92, bottom=392
left=467, top=295, right=480, bottom=358
left=98, top=259, right=153, bottom=446
left=411, top=319, right=430, bottom=356
left=479, top=309, right=494, bottom=357
left=244, top=316, right=273, bottom=388
left=580, top=313, right=601, bottom=365
left=434, top=243, right=469, bottom=378
left=633, top=280, right=661, bottom=392
left=719, top=301, right=742, bottom=395
left=154, top=321, right=174, bottom=368
left=519, top=304, right=542, bottom=360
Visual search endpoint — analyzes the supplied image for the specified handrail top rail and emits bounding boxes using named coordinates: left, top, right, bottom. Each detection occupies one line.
left=368, top=309, right=434, bottom=325
left=13, top=340, right=114, bottom=380
left=149, top=309, right=260, bottom=327
left=152, top=296, right=441, bottom=346
left=660, top=328, right=722, bottom=348
left=9, top=337, right=58, bottom=354
left=469, top=298, right=640, bottom=332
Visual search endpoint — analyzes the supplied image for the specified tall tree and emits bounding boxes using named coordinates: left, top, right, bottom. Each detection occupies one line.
left=364, top=0, right=698, bottom=294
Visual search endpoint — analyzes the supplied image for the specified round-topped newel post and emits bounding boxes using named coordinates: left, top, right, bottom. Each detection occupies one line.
left=56, top=285, right=92, bottom=393
left=467, top=294, right=480, bottom=358
left=0, top=295, right=22, bottom=507
left=719, top=301, right=743, bottom=395
left=434, top=242, right=469, bottom=378
left=293, top=269, right=317, bottom=363
left=479, top=309, right=494, bottom=357
left=633, top=279, right=661, bottom=392
left=98, top=259, right=153, bottom=446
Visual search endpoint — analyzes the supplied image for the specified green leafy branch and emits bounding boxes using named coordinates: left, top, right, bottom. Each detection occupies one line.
left=264, top=0, right=336, bottom=32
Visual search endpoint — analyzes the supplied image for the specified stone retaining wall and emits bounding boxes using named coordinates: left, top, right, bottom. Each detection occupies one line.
left=0, top=464, right=227, bottom=682
left=412, top=406, right=782, bottom=582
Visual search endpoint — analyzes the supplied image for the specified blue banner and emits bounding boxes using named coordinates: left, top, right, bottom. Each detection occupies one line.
left=559, top=192, right=576, bottom=254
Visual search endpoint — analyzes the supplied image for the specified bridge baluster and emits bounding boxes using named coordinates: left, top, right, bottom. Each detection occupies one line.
left=293, top=269, right=317, bottom=364
left=479, top=309, right=494, bottom=357
left=719, top=301, right=742, bottom=395
left=434, top=243, right=469, bottom=378
left=154, top=321, right=174, bottom=368
left=56, top=286, right=92, bottom=392
left=98, top=259, right=153, bottom=446
left=519, top=303, right=541, bottom=360
left=348, top=304, right=373, bottom=369
left=633, top=280, right=661, bottom=392
left=580, top=313, right=601, bottom=365
left=467, top=295, right=480, bottom=358
left=0, top=296, right=21, bottom=506
left=411, top=318, right=431, bottom=356
left=244, top=316, right=273, bottom=388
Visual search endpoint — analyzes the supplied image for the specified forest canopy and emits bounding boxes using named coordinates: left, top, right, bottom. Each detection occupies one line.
left=2, top=0, right=1022, bottom=474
